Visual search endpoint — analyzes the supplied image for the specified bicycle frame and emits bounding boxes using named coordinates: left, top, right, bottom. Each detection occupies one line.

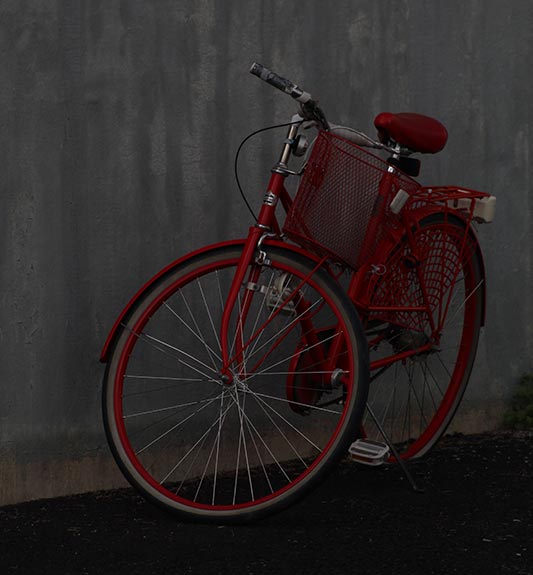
left=218, top=119, right=489, bottom=382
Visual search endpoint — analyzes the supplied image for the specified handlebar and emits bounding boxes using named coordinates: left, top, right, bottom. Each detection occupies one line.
left=249, top=63, right=397, bottom=152
left=249, top=63, right=312, bottom=103
left=250, top=62, right=330, bottom=129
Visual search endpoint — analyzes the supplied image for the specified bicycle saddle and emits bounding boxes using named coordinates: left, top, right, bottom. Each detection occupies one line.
left=374, top=112, right=448, bottom=154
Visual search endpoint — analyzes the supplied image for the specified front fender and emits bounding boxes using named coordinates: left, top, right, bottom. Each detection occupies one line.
left=100, top=238, right=328, bottom=363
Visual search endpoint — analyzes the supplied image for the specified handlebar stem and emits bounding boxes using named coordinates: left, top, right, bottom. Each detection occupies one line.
left=272, top=121, right=301, bottom=175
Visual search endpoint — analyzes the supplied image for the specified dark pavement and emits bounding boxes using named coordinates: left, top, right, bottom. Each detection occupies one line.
left=1, top=432, right=531, bottom=575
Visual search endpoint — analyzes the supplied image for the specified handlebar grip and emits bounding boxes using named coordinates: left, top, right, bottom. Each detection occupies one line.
left=249, top=63, right=312, bottom=103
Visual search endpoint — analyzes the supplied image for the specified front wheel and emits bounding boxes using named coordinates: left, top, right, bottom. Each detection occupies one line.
left=103, top=244, right=368, bottom=523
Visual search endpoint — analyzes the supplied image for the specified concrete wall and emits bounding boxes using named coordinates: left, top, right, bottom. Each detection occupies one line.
left=1, top=0, right=531, bottom=504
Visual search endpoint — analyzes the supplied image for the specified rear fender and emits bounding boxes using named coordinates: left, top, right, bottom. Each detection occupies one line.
left=100, top=239, right=328, bottom=363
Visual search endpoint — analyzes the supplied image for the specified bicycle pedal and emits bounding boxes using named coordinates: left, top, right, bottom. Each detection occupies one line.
left=349, top=439, right=390, bottom=466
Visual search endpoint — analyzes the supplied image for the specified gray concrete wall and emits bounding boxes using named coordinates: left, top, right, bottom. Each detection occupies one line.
left=1, top=0, right=531, bottom=504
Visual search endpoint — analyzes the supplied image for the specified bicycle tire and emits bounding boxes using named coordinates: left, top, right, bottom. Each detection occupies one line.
left=362, top=213, right=484, bottom=459
left=103, top=244, right=368, bottom=523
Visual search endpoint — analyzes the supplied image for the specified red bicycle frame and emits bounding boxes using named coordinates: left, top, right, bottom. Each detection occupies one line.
left=218, top=120, right=489, bottom=382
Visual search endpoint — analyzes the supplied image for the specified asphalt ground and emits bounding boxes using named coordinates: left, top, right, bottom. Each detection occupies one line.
left=1, top=432, right=531, bottom=575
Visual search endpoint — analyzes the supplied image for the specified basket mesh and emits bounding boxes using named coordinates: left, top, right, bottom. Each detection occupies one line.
left=283, top=131, right=421, bottom=269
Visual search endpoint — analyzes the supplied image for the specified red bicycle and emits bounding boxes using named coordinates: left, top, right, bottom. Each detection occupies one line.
left=100, top=64, right=495, bottom=523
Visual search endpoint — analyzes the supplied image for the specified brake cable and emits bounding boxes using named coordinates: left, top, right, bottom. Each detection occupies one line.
left=234, top=119, right=304, bottom=222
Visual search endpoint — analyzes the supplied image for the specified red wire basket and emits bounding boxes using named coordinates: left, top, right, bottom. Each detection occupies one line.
left=283, top=131, right=421, bottom=269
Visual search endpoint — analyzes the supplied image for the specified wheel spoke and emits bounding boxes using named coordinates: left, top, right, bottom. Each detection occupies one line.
left=197, top=277, right=223, bottom=354
left=243, top=388, right=343, bottom=417
left=135, top=391, right=224, bottom=456
left=232, top=387, right=254, bottom=504
left=124, top=396, right=218, bottom=419
left=161, top=392, right=236, bottom=484
left=247, top=389, right=312, bottom=467
left=243, top=296, right=325, bottom=367
left=144, top=333, right=219, bottom=375
left=245, top=331, right=343, bottom=384
left=163, top=299, right=221, bottom=367
left=121, top=323, right=220, bottom=382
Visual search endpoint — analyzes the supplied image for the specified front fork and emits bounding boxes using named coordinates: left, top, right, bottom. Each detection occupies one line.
left=219, top=166, right=290, bottom=382
left=219, top=225, right=264, bottom=383
left=219, top=222, right=332, bottom=384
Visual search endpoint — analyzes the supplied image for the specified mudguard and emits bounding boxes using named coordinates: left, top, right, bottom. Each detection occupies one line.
left=100, top=238, right=328, bottom=363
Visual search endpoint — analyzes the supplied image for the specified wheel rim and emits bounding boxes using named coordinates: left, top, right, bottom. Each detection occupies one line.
left=363, top=218, right=482, bottom=459
left=109, top=250, right=361, bottom=515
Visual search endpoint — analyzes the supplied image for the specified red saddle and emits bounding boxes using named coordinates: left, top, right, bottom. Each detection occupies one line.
left=374, top=112, right=448, bottom=154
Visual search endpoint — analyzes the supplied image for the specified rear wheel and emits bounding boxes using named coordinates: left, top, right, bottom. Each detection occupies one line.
left=363, top=213, right=484, bottom=459
left=103, top=245, right=368, bottom=522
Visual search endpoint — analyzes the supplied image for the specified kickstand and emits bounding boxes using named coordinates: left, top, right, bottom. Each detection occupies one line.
left=365, top=405, right=425, bottom=493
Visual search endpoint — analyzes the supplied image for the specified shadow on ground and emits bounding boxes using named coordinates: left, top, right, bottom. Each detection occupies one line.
left=1, top=432, right=531, bottom=574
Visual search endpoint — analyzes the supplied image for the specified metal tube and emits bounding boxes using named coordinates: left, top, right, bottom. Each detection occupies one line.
left=272, top=120, right=301, bottom=173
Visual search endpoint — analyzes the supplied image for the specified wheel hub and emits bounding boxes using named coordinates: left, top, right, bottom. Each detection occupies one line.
left=388, top=327, right=431, bottom=353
